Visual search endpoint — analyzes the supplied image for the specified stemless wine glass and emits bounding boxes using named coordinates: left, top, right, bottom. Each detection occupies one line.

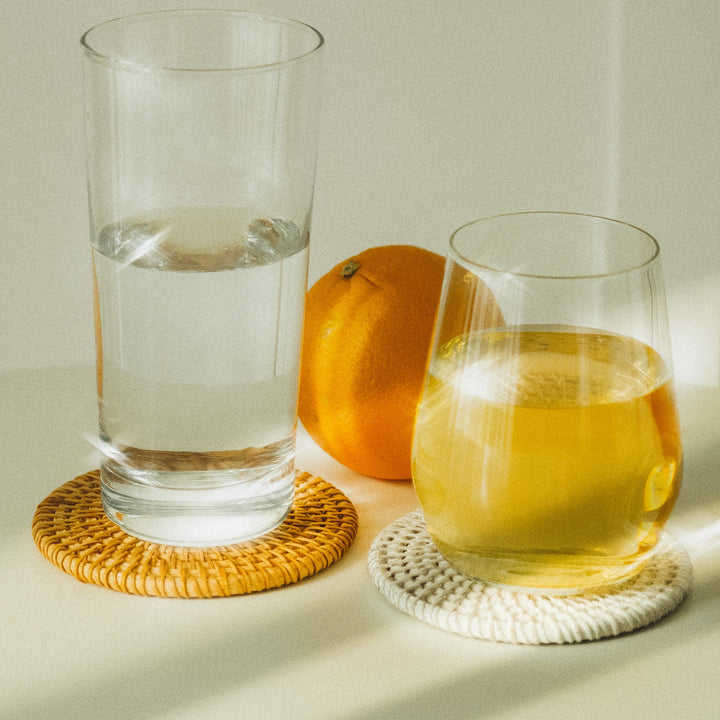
left=412, top=212, right=683, bottom=593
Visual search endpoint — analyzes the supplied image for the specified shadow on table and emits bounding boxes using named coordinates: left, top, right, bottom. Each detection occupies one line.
left=6, top=378, right=720, bottom=720
left=5, top=560, right=374, bottom=720
left=338, top=566, right=720, bottom=720
left=9, top=544, right=720, bottom=720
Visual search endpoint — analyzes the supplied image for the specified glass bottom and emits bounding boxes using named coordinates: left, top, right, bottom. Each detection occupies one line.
left=433, top=538, right=651, bottom=595
left=100, top=456, right=294, bottom=547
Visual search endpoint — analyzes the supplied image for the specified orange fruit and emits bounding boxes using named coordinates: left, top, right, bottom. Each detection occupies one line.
left=299, top=245, right=446, bottom=480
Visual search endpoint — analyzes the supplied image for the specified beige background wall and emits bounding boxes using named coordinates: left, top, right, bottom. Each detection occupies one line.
left=2, top=0, right=718, bottom=385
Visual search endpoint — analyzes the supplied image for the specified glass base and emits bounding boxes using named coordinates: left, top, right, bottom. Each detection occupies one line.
left=434, top=539, right=650, bottom=595
left=100, top=458, right=294, bottom=547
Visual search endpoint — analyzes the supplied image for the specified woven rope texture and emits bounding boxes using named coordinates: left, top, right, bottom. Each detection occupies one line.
left=368, top=510, right=692, bottom=644
left=33, top=469, right=358, bottom=598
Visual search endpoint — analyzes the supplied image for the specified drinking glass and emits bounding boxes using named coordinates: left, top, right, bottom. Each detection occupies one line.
left=81, top=10, right=323, bottom=546
left=412, top=212, right=683, bottom=593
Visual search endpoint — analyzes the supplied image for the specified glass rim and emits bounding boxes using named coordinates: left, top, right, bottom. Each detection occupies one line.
left=449, top=211, right=661, bottom=280
left=80, top=9, right=324, bottom=74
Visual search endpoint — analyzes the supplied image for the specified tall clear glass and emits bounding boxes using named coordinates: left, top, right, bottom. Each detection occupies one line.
left=412, top=212, right=683, bottom=593
left=81, top=10, right=323, bottom=546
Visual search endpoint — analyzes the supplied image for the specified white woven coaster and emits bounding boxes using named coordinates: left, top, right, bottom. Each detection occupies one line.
left=368, top=510, right=692, bottom=645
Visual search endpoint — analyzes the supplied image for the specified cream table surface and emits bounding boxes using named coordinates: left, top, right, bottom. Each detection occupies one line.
left=1, top=366, right=719, bottom=720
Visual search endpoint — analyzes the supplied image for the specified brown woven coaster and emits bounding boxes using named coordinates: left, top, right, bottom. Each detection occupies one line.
left=368, top=510, right=692, bottom=644
left=32, top=469, right=358, bottom=598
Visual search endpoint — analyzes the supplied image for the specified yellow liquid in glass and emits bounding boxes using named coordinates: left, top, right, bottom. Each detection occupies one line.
left=412, top=328, right=682, bottom=592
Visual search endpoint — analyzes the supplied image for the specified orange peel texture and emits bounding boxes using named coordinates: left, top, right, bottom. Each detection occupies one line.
left=299, top=245, right=446, bottom=480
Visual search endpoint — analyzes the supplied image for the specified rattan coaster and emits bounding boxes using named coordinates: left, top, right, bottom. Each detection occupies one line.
left=368, top=510, right=692, bottom=644
left=33, top=469, right=358, bottom=598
